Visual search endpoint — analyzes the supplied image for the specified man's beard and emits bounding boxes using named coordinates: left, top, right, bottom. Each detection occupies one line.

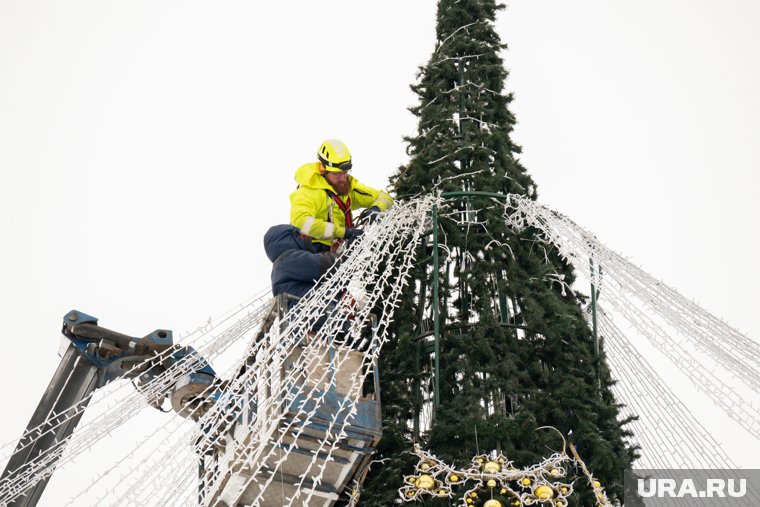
left=333, top=181, right=351, bottom=195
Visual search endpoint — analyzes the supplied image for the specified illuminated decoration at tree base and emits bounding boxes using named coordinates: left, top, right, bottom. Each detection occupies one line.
left=399, top=429, right=613, bottom=507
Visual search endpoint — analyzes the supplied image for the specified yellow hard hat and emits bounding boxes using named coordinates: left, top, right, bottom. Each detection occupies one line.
left=317, top=139, right=352, bottom=172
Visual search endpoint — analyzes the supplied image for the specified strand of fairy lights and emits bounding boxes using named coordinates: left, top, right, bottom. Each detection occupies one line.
left=599, top=307, right=735, bottom=468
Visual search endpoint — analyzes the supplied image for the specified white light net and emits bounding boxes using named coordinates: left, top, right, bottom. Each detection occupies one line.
left=500, top=194, right=760, bottom=468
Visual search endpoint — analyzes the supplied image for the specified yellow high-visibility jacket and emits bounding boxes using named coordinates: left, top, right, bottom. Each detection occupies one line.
left=289, top=163, right=393, bottom=247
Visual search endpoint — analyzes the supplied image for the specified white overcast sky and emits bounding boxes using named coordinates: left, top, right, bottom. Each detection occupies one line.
left=1, top=0, right=759, bottom=496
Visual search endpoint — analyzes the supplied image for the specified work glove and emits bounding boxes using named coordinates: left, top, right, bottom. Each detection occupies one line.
left=365, top=206, right=382, bottom=224
left=343, top=227, right=364, bottom=241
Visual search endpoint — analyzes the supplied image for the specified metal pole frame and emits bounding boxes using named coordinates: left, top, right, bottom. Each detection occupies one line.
left=589, top=256, right=601, bottom=390
left=432, top=203, right=441, bottom=413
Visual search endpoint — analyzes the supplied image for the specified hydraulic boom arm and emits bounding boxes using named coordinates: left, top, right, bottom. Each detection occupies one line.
left=0, top=310, right=220, bottom=506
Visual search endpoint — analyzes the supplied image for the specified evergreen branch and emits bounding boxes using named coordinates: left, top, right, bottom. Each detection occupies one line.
left=431, top=53, right=486, bottom=66
left=435, top=168, right=487, bottom=185
left=433, top=21, right=483, bottom=56
left=425, top=145, right=475, bottom=166
left=458, top=115, right=503, bottom=130
left=461, top=80, right=505, bottom=97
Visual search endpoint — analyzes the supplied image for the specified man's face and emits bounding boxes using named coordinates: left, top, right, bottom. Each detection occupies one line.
left=323, top=170, right=351, bottom=195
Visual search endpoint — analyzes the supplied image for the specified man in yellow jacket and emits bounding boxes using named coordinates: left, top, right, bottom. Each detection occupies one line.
left=290, top=139, right=393, bottom=252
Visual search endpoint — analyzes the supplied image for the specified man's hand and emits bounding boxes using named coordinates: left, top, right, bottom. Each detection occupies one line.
left=343, top=228, right=364, bottom=241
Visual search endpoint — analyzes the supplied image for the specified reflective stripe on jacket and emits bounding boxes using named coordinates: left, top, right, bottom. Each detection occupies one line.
left=289, top=162, right=393, bottom=246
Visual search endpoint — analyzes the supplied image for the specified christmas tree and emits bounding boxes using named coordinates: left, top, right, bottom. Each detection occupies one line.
left=361, top=1, right=637, bottom=505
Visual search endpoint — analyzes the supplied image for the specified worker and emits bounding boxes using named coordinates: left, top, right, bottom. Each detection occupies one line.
left=290, top=139, right=393, bottom=252
left=263, top=224, right=339, bottom=298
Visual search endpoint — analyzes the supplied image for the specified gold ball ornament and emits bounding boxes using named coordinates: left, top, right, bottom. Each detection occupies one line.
left=448, top=474, right=460, bottom=483
left=520, top=477, right=532, bottom=486
left=415, top=474, right=435, bottom=490
left=484, top=500, right=503, bottom=507
left=487, top=479, right=497, bottom=488
left=593, top=480, right=601, bottom=489
left=484, top=461, right=501, bottom=473
left=549, top=468, right=561, bottom=477
left=534, top=485, right=554, bottom=499
left=560, top=486, right=569, bottom=494
left=421, top=462, right=431, bottom=471
left=500, top=488, right=508, bottom=494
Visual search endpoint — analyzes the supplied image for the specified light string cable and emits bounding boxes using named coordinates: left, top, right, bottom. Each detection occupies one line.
left=598, top=305, right=736, bottom=469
